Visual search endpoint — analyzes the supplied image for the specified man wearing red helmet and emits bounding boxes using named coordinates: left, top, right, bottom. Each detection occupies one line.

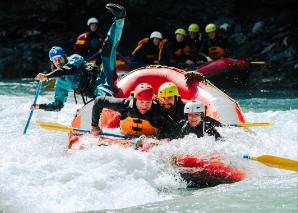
left=91, top=83, right=175, bottom=137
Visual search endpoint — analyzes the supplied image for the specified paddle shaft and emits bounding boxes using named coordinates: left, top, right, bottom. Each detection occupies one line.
left=227, top=122, right=271, bottom=127
left=73, top=128, right=134, bottom=139
left=23, top=82, right=42, bottom=134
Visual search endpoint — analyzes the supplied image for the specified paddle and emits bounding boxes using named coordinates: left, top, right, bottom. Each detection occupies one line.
left=243, top=155, right=298, bottom=172
left=35, top=120, right=135, bottom=139
left=250, top=61, right=266, bottom=65
left=23, top=81, right=42, bottom=134
left=226, top=122, right=272, bottom=127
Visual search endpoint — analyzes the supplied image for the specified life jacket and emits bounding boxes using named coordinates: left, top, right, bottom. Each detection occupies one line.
left=120, top=116, right=158, bottom=136
left=75, top=33, right=89, bottom=45
left=207, top=46, right=226, bottom=59
left=75, top=63, right=99, bottom=100
left=131, top=38, right=150, bottom=56
left=183, top=45, right=198, bottom=57
left=158, top=39, right=168, bottom=62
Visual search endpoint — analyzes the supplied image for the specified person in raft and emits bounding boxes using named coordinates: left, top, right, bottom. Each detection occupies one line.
left=31, top=3, right=126, bottom=111
left=157, top=71, right=205, bottom=121
left=91, top=83, right=177, bottom=137
left=177, top=100, right=222, bottom=140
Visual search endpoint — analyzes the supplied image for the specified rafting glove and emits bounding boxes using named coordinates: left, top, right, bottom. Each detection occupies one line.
left=184, top=71, right=205, bottom=86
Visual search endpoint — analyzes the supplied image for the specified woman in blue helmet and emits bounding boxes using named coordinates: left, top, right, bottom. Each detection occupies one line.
left=31, top=3, right=126, bottom=111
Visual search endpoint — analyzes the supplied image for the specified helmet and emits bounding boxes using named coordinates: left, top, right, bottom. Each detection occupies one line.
left=158, top=82, right=179, bottom=98
left=175, top=28, right=187, bottom=36
left=49, top=46, right=65, bottom=61
left=188, top=23, right=200, bottom=32
left=205, top=23, right=217, bottom=33
left=150, top=31, right=163, bottom=39
left=87, top=17, right=99, bottom=26
left=134, top=83, right=154, bottom=101
left=184, top=101, right=204, bottom=114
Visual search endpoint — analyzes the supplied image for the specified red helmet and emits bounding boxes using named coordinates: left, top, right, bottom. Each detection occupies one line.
left=134, top=83, right=154, bottom=101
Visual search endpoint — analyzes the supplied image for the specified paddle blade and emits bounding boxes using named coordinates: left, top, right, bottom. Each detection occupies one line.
left=250, top=61, right=266, bottom=65
left=36, top=121, right=73, bottom=132
left=245, top=155, right=298, bottom=172
left=234, top=122, right=272, bottom=127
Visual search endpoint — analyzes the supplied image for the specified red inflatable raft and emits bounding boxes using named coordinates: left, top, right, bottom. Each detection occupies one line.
left=116, top=57, right=251, bottom=88
left=68, top=66, right=246, bottom=187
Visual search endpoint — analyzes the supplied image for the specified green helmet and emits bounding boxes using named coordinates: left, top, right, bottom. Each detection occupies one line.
left=205, top=23, right=217, bottom=33
left=188, top=23, right=200, bottom=33
left=158, top=82, right=179, bottom=98
left=175, top=28, right=187, bottom=36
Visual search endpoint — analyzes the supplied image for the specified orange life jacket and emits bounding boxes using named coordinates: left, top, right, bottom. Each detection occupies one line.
left=120, top=116, right=158, bottom=136
left=131, top=38, right=150, bottom=56
left=207, top=46, right=226, bottom=59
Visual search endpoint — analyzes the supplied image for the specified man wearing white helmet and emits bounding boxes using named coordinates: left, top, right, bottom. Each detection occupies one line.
left=178, top=100, right=222, bottom=140
left=131, top=31, right=165, bottom=66
left=74, top=17, right=104, bottom=65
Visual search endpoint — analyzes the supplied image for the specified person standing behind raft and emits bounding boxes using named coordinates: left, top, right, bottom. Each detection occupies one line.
left=131, top=31, right=165, bottom=65
left=177, top=100, right=222, bottom=140
left=74, top=17, right=105, bottom=65
left=200, top=23, right=231, bottom=61
left=31, top=3, right=126, bottom=111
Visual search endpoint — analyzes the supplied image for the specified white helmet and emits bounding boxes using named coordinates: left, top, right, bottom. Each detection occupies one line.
left=150, top=31, right=163, bottom=39
left=184, top=101, right=205, bottom=114
left=87, top=17, right=99, bottom=26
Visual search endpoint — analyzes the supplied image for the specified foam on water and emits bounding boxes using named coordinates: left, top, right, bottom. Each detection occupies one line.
left=0, top=83, right=297, bottom=212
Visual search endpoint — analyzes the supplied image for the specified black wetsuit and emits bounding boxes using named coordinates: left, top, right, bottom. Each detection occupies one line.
left=177, top=116, right=222, bottom=140
left=157, top=97, right=185, bottom=140
left=91, top=96, right=176, bottom=131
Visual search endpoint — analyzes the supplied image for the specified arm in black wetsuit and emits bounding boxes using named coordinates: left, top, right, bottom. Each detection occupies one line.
left=46, top=65, right=79, bottom=78
left=91, top=96, right=131, bottom=127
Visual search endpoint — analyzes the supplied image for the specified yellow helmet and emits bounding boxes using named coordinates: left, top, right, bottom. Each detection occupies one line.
left=174, top=28, right=187, bottom=36
left=188, top=23, right=200, bottom=32
left=158, top=82, right=179, bottom=98
left=205, top=23, right=217, bottom=33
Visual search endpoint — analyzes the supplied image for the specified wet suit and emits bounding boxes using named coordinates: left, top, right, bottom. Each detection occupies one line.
left=157, top=97, right=185, bottom=140
left=177, top=116, right=222, bottom=140
left=39, top=18, right=125, bottom=111
left=91, top=96, right=177, bottom=136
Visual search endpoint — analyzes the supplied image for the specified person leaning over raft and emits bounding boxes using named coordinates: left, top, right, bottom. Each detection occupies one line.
left=91, top=83, right=177, bottom=137
left=177, top=100, right=222, bottom=140
left=30, top=3, right=126, bottom=111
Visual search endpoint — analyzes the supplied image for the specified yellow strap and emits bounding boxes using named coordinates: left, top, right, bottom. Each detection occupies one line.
left=75, top=40, right=85, bottom=45
left=131, top=38, right=150, bottom=55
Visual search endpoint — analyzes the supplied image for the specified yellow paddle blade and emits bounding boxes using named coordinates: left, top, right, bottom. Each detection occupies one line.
left=250, top=61, right=266, bottom=65
left=36, top=121, right=73, bottom=132
left=250, top=155, right=298, bottom=172
left=236, top=122, right=272, bottom=127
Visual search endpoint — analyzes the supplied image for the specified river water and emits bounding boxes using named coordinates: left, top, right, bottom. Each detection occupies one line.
left=0, top=80, right=297, bottom=213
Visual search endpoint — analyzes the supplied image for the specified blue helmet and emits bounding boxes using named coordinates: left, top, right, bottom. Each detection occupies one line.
left=49, top=46, right=65, bottom=61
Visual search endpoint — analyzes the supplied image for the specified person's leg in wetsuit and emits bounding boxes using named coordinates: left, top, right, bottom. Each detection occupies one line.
left=94, top=3, right=126, bottom=96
